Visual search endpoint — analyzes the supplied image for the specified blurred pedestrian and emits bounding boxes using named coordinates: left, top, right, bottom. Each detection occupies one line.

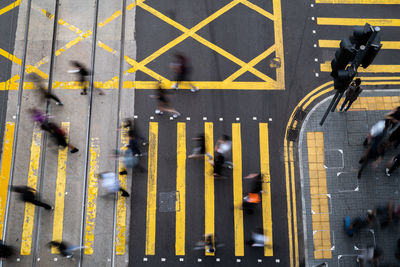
left=207, top=135, right=232, bottom=177
left=69, top=61, right=104, bottom=96
left=170, top=53, right=198, bottom=92
left=11, top=186, right=53, bottom=210
left=48, top=241, right=85, bottom=258
left=29, top=73, right=63, bottom=106
left=247, top=228, right=269, bottom=247
left=385, top=106, right=400, bottom=128
left=385, top=152, right=400, bottom=177
left=188, top=133, right=212, bottom=160
left=344, top=210, right=375, bottom=237
left=29, top=108, right=50, bottom=125
left=395, top=239, right=400, bottom=261
left=242, top=192, right=261, bottom=214
left=98, top=172, right=130, bottom=197
left=339, top=78, right=362, bottom=112
left=0, top=241, right=14, bottom=260
left=193, top=234, right=215, bottom=253
left=122, top=118, right=148, bottom=147
left=387, top=126, right=400, bottom=149
left=41, top=121, right=79, bottom=153
left=244, top=173, right=263, bottom=194
left=152, top=82, right=181, bottom=118
left=357, top=246, right=383, bottom=267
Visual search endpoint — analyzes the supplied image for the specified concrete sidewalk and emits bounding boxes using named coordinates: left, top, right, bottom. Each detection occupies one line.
left=299, top=90, right=400, bottom=266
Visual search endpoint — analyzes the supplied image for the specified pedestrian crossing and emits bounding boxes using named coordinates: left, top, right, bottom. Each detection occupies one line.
left=0, top=120, right=275, bottom=258
left=314, top=0, right=400, bottom=75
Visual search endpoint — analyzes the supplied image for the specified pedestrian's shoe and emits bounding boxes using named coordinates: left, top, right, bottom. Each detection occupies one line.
left=155, top=109, right=164, bottom=115
left=190, top=87, right=199, bottom=92
left=99, top=92, right=105, bottom=95
left=121, top=192, right=130, bottom=197
left=71, top=148, right=79, bottom=153
left=56, top=102, right=64, bottom=106
left=171, top=83, right=179, bottom=90
left=50, top=206, right=54, bottom=211
left=357, top=171, right=361, bottom=179
left=173, top=112, right=181, bottom=118
left=385, top=168, right=391, bottom=177
left=80, top=91, right=87, bottom=95
left=119, top=170, right=128, bottom=175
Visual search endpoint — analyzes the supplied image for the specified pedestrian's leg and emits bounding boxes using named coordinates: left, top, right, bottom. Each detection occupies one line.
left=119, top=188, right=130, bottom=197
left=47, top=93, right=63, bottom=105
left=31, top=199, right=52, bottom=210
left=340, top=98, right=349, bottom=111
left=358, top=157, right=368, bottom=179
left=80, top=77, right=87, bottom=95
left=344, top=100, right=354, bottom=112
left=68, top=144, right=79, bottom=153
left=388, top=156, right=400, bottom=174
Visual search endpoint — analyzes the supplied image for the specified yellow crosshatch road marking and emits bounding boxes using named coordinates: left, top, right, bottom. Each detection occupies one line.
left=176, top=123, right=186, bottom=256
left=0, top=122, right=15, bottom=240
left=0, top=48, right=21, bottom=65
left=204, top=122, right=215, bottom=256
left=337, top=96, right=400, bottom=111
left=0, top=0, right=21, bottom=16
left=317, top=17, right=400, bottom=26
left=1, top=0, right=284, bottom=90
left=259, top=123, right=273, bottom=256
left=316, top=0, right=400, bottom=3
left=319, top=40, right=400, bottom=50
left=307, top=132, right=332, bottom=259
left=21, top=126, right=42, bottom=255
left=146, top=122, right=158, bottom=255
left=51, top=122, right=69, bottom=254
left=116, top=128, right=128, bottom=255
left=320, top=62, right=400, bottom=73
left=84, top=138, right=100, bottom=254
left=232, top=123, right=244, bottom=256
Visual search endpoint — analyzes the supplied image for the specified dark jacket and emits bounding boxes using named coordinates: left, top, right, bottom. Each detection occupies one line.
left=345, top=82, right=362, bottom=101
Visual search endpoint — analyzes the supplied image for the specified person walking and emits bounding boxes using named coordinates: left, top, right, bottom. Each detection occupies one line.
left=385, top=152, right=400, bottom=177
left=12, top=186, right=53, bottom=210
left=152, top=83, right=181, bottom=118
left=170, top=53, right=198, bottom=92
left=0, top=241, right=14, bottom=260
left=29, top=73, right=63, bottom=105
left=98, top=172, right=130, bottom=197
left=385, top=106, right=400, bottom=127
left=339, top=78, right=362, bottom=112
left=69, top=61, right=90, bottom=95
left=188, top=133, right=212, bottom=160
left=41, top=121, right=79, bottom=153
left=48, top=241, right=85, bottom=258
left=207, top=135, right=232, bottom=177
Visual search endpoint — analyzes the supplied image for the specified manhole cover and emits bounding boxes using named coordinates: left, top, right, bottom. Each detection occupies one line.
left=159, top=192, right=177, bottom=212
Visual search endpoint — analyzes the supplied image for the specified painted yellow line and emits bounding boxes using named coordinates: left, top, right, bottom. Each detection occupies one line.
left=307, top=132, right=332, bottom=259
left=145, top=122, right=158, bottom=255
left=316, top=0, right=400, bottom=4
left=124, top=56, right=168, bottom=82
left=273, top=0, right=285, bottom=88
left=338, top=96, right=400, bottom=111
left=21, top=126, right=42, bottom=255
left=98, top=41, right=118, bottom=55
left=259, top=123, right=273, bottom=256
left=321, top=62, right=400, bottom=73
left=0, top=0, right=21, bottom=16
left=138, top=2, right=276, bottom=84
left=99, top=10, right=122, bottom=27
left=0, top=122, right=15, bottom=240
left=0, top=48, right=21, bottom=65
left=84, top=138, right=100, bottom=254
left=55, top=30, right=92, bottom=57
left=319, top=40, right=400, bottom=50
left=116, top=128, right=129, bottom=255
left=317, top=17, right=400, bottom=26
left=25, top=65, right=48, bottom=80
left=51, top=122, right=69, bottom=254
left=283, top=139, right=294, bottom=267
left=289, top=142, right=299, bottom=265
left=176, top=123, right=186, bottom=256
left=225, top=45, right=275, bottom=82
left=232, top=123, right=244, bottom=256
left=239, top=0, right=274, bottom=20
left=204, top=122, right=215, bottom=256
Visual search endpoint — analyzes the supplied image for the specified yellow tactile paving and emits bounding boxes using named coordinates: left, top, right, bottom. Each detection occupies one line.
left=337, top=96, right=400, bottom=111
left=306, top=132, right=331, bottom=259
left=0, top=0, right=285, bottom=90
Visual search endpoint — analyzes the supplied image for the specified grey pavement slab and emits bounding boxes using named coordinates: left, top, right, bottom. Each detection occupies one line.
left=299, top=90, right=400, bottom=267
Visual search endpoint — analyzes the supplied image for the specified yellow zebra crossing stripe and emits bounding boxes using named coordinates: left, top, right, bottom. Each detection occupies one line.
left=176, top=123, right=186, bottom=255
left=319, top=40, right=400, bottom=50
left=21, top=126, right=42, bottom=255
left=51, top=122, right=69, bottom=254
left=204, top=122, right=215, bottom=256
left=145, top=122, right=158, bottom=255
left=0, top=122, right=15, bottom=240
left=84, top=138, right=100, bottom=254
left=317, top=17, right=400, bottom=26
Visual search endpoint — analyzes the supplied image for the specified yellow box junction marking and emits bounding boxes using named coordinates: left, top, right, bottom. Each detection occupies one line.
left=204, top=122, right=215, bottom=256
left=306, top=132, right=331, bottom=259
left=320, top=62, right=400, bottom=73
left=0, top=122, right=15, bottom=240
left=0, top=48, right=21, bottom=65
left=21, top=126, right=42, bottom=255
left=316, top=0, right=400, bottom=3
left=319, top=40, right=400, bottom=50
left=259, top=123, right=273, bottom=256
left=317, top=17, right=400, bottom=26
left=0, top=0, right=21, bottom=16
left=84, top=138, right=100, bottom=254
left=116, top=128, right=129, bottom=255
left=175, top=123, right=186, bottom=255
left=145, top=122, right=158, bottom=255
left=337, top=96, right=400, bottom=111
left=232, top=123, right=244, bottom=256
left=51, top=122, right=69, bottom=254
